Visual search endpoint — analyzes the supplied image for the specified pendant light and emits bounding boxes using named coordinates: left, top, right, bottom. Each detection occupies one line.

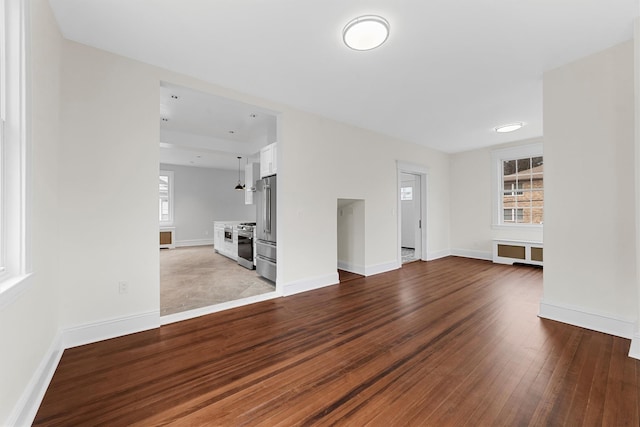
left=234, top=156, right=244, bottom=190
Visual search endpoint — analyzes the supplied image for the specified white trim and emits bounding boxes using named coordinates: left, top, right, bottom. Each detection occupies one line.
left=450, top=249, right=492, bottom=261
left=538, top=300, right=635, bottom=339
left=0, top=271, right=31, bottom=310
left=396, top=161, right=429, bottom=265
left=629, top=334, right=640, bottom=360
left=425, top=249, right=451, bottom=261
left=283, top=272, right=339, bottom=296
left=7, top=333, right=64, bottom=427
left=337, top=260, right=365, bottom=276
left=7, top=310, right=161, bottom=426
left=62, top=310, right=160, bottom=349
left=175, top=238, right=214, bottom=248
left=364, top=261, right=399, bottom=276
left=161, top=291, right=279, bottom=325
left=0, top=0, right=30, bottom=301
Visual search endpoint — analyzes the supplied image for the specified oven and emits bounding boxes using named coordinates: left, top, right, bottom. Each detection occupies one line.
left=224, top=225, right=233, bottom=243
left=236, top=224, right=255, bottom=270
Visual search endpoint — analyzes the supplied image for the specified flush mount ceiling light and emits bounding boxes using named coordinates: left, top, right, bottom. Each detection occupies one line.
left=495, top=122, right=524, bottom=133
left=343, top=15, right=390, bottom=51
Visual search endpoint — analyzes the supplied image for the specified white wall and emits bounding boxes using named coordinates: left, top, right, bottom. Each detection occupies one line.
left=542, top=40, right=636, bottom=336
left=160, top=164, right=256, bottom=246
left=0, top=0, right=63, bottom=424
left=47, top=29, right=451, bottom=328
left=449, top=138, right=544, bottom=260
left=3, top=5, right=447, bottom=421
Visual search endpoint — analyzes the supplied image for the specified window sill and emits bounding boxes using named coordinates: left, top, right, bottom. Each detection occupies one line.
left=0, top=273, right=33, bottom=311
left=492, top=224, right=543, bottom=231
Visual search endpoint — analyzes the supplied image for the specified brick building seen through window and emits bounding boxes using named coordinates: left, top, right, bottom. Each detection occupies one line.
left=502, top=156, right=543, bottom=224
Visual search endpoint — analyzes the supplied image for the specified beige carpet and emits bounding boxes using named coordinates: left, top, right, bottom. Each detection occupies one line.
left=160, top=245, right=275, bottom=316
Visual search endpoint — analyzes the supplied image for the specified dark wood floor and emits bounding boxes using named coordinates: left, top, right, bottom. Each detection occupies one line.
left=34, top=257, right=640, bottom=426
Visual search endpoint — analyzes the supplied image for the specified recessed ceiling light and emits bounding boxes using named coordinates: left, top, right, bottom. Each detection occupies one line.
left=343, top=15, right=390, bottom=51
left=495, top=122, right=524, bottom=133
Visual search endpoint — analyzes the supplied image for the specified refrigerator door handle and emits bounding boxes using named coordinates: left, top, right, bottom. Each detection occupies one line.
left=265, top=184, right=271, bottom=234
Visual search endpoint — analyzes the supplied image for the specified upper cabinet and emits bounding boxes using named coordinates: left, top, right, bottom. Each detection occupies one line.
left=260, top=142, right=277, bottom=178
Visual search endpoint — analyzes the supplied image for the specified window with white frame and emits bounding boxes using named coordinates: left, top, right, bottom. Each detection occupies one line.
left=492, top=144, right=543, bottom=226
left=159, top=171, right=174, bottom=225
left=0, top=0, right=29, bottom=303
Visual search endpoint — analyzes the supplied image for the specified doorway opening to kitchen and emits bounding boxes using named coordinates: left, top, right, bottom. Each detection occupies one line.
left=158, top=81, right=280, bottom=323
left=397, top=162, right=427, bottom=265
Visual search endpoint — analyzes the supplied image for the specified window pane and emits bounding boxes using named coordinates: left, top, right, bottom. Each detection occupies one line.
left=503, top=209, right=514, bottom=222
left=401, top=187, right=413, bottom=201
left=503, top=160, right=516, bottom=176
left=517, top=158, right=531, bottom=173
left=517, top=208, right=527, bottom=223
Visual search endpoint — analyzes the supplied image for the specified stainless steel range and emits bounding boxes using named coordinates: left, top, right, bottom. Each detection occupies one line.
left=236, top=222, right=256, bottom=270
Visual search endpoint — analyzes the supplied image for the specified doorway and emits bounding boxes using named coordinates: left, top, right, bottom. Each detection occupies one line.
left=158, top=82, right=280, bottom=323
left=400, top=173, right=421, bottom=263
left=397, top=162, right=428, bottom=265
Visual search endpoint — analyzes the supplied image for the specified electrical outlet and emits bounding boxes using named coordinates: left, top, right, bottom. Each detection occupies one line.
left=118, top=281, right=129, bottom=294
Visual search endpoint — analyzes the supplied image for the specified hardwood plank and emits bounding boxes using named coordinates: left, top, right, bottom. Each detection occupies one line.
left=33, top=257, right=640, bottom=426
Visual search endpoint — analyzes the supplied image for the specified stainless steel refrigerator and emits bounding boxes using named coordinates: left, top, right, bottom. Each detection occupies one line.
left=256, top=175, right=276, bottom=282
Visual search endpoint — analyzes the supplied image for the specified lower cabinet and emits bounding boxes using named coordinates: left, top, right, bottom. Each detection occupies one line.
left=213, top=222, right=238, bottom=261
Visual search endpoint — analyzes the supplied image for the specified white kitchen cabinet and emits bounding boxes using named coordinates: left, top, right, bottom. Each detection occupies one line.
left=245, top=162, right=260, bottom=205
left=260, top=142, right=277, bottom=178
left=213, top=221, right=239, bottom=261
left=213, top=222, right=225, bottom=253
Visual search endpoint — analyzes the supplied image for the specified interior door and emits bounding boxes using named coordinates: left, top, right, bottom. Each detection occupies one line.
left=400, top=173, right=422, bottom=261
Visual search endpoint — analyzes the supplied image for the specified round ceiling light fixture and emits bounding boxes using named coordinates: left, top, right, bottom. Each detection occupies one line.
left=494, top=122, right=524, bottom=133
left=343, top=15, right=390, bottom=51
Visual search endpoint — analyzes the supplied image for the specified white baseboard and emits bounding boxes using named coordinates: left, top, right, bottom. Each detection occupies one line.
left=175, top=239, right=214, bottom=248
left=629, top=334, right=640, bottom=360
left=9, top=310, right=161, bottom=426
left=161, top=292, right=279, bottom=325
left=365, top=261, right=399, bottom=276
left=7, top=333, right=64, bottom=427
left=538, top=300, right=635, bottom=339
left=337, top=261, right=365, bottom=275
left=450, top=248, right=492, bottom=261
left=283, top=273, right=339, bottom=296
left=62, top=310, right=160, bottom=349
left=426, top=249, right=451, bottom=261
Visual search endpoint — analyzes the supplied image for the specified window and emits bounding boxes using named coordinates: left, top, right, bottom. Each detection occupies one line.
left=492, top=144, right=543, bottom=226
left=159, top=171, right=174, bottom=225
left=0, top=0, right=30, bottom=307
left=400, top=186, right=413, bottom=201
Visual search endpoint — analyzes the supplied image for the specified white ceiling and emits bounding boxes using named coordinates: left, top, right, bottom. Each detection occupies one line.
left=159, top=82, right=277, bottom=169
left=49, top=0, right=638, bottom=155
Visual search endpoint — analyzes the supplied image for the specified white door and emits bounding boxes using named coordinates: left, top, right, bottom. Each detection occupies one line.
left=400, top=173, right=422, bottom=261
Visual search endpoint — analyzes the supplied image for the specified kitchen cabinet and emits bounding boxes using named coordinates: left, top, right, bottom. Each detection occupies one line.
left=213, top=221, right=240, bottom=261
left=213, top=222, right=225, bottom=253
left=245, top=162, right=260, bottom=205
left=260, top=142, right=277, bottom=178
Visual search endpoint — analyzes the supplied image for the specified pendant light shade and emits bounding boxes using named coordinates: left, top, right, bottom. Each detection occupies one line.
left=234, top=156, right=244, bottom=190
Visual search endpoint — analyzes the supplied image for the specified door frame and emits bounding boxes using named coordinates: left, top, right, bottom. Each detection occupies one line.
left=397, top=161, right=428, bottom=266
